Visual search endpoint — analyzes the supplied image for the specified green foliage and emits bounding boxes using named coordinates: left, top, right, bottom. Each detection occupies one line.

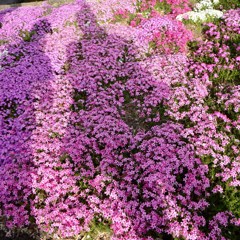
left=49, top=131, right=62, bottom=139
left=59, top=153, right=73, bottom=164
left=154, top=0, right=172, bottom=14
left=127, top=13, right=142, bottom=26
left=148, top=40, right=157, bottom=51
left=90, top=151, right=102, bottom=167
left=213, top=68, right=240, bottom=86
left=187, top=40, right=199, bottom=52
left=71, top=89, right=88, bottom=112
left=64, top=20, right=78, bottom=28
left=135, top=0, right=143, bottom=12
left=34, top=188, right=48, bottom=209
left=224, top=184, right=240, bottom=218
left=0, top=39, right=9, bottom=46
left=13, top=52, right=24, bottom=62
left=62, top=61, right=70, bottom=73
left=141, top=9, right=152, bottom=18
left=200, top=155, right=240, bottom=239
left=76, top=179, right=90, bottom=190
left=81, top=215, right=112, bottom=240
left=36, top=149, right=45, bottom=153
left=123, top=90, right=131, bottom=104
left=112, top=12, right=130, bottom=24
left=19, top=29, right=36, bottom=42
left=224, top=34, right=240, bottom=59
left=47, top=0, right=75, bottom=7
left=215, top=0, right=240, bottom=10
left=146, top=101, right=170, bottom=129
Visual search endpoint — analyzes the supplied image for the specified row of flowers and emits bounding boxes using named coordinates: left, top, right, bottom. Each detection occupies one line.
left=0, top=0, right=239, bottom=239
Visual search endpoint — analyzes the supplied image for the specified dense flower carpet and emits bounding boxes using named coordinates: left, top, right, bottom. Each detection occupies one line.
left=0, top=0, right=239, bottom=239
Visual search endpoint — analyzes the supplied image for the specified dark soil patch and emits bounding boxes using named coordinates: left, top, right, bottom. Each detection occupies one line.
left=0, top=230, right=39, bottom=240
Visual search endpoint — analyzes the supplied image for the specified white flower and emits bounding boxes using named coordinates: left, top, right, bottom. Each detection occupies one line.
left=0, top=49, right=8, bottom=58
left=176, top=14, right=184, bottom=21
left=194, top=0, right=219, bottom=11
left=0, top=49, right=8, bottom=71
left=176, top=0, right=223, bottom=23
left=195, top=0, right=213, bottom=11
left=84, top=20, right=91, bottom=27
left=176, top=9, right=223, bottom=23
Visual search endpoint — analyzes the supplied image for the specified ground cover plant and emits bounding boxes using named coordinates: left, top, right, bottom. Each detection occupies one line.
left=0, top=0, right=239, bottom=239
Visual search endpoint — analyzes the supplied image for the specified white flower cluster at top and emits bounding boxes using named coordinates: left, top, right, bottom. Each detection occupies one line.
left=176, top=0, right=223, bottom=22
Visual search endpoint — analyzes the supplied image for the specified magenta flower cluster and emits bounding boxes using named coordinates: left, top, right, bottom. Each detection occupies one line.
left=137, top=16, right=192, bottom=54
left=0, top=0, right=239, bottom=239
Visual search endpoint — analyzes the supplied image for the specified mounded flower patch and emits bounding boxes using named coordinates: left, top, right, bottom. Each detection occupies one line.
left=0, top=0, right=239, bottom=239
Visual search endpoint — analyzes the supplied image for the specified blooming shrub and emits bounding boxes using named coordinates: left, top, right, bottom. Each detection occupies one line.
left=138, top=0, right=191, bottom=17
left=111, top=0, right=192, bottom=25
left=166, top=8, right=240, bottom=239
left=137, top=16, right=192, bottom=54
left=111, top=0, right=193, bottom=55
left=0, top=0, right=239, bottom=240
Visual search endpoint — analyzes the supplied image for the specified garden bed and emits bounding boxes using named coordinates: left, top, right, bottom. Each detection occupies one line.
left=0, top=0, right=239, bottom=239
